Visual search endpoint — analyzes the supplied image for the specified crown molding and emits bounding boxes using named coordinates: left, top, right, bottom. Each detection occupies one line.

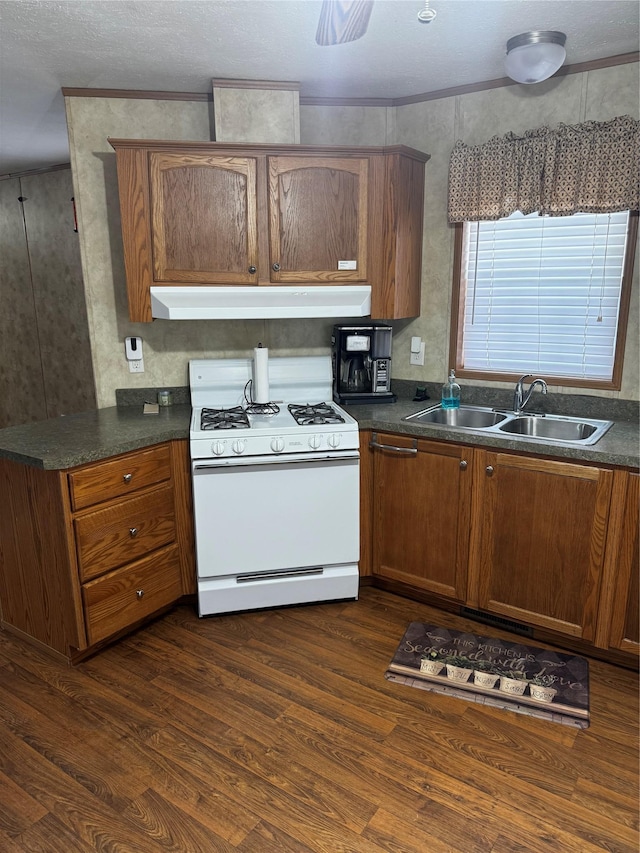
left=62, top=52, right=639, bottom=109
left=211, top=78, right=300, bottom=91
left=0, top=162, right=71, bottom=181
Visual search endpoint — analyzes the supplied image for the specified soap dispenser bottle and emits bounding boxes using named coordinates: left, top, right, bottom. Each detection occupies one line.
left=442, top=369, right=461, bottom=409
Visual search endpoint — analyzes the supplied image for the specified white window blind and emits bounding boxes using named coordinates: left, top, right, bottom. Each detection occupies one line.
left=461, top=211, right=630, bottom=380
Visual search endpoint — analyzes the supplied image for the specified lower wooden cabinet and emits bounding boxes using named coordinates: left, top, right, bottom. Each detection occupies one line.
left=467, top=450, right=613, bottom=643
left=0, top=440, right=195, bottom=661
left=83, top=543, right=184, bottom=645
left=74, top=483, right=177, bottom=581
left=366, top=430, right=637, bottom=661
left=370, top=432, right=472, bottom=602
left=597, top=470, right=639, bottom=654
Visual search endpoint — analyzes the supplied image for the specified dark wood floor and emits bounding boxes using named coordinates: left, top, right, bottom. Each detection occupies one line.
left=0, top=587, right=637, bottom=852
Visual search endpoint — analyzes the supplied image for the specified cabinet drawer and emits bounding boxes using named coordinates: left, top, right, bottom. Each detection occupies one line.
left=75, top=484, right=176, bottom=581
left=83, top=544, right=183, bottom=645
left=69, top=445, right=171, bottom=511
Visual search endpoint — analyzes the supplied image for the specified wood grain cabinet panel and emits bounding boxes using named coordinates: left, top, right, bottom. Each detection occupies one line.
left=0, top=441, right=192, bottom=661
left=468, top=451, right=613, bottom=642
left=69, top=444, right=171, bottom=510
left=371, top=433, right=472, bottom=602
left=149, top=152, right=259, bottom=284
left=110, top=139, right=428, bottom=322
left=268, top=156, right=368, bottom=283
left=83, top=544, right=183, bottom=645
left=363, top=431, right=635, bottom=660
left=597, top=469, right=639, bottom=654
left=74, top=483, right=176, bottom=581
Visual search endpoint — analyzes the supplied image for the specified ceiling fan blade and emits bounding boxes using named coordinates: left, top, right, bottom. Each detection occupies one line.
left=316, top=0, right=374, bottom=45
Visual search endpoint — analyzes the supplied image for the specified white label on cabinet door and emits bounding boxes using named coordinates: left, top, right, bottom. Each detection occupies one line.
left=338, top=260, right=357, bottom=270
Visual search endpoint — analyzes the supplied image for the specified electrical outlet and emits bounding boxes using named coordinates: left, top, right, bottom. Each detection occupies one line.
left=410, top=342, right=425, bottom=366
left=125, top=336, right=144, bottom=372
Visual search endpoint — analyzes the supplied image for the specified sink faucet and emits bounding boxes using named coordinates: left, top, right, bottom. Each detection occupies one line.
left=513, top=374, right=548, bottom=413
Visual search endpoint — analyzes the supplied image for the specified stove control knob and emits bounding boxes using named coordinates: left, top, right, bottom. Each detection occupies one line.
left=270, top=437, right=285, bottom=454
left=328, top=433, right=342, bottom=448
left=211, top=440, right=226, bottom=456
left=308, top=434, right=322, bottom=450
left=231, top=439, right=246, bottom=455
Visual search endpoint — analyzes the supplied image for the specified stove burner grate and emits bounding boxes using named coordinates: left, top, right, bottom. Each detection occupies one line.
left=288, top=402, right=346, bottom=426
left=201, top=406, right=250, bottom=430
left=245, top=401, right=280, bottom=416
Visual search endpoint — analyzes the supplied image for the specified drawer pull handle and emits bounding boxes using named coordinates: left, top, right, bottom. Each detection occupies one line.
left=459, top=460, right=468, bottom=470
left=136, top=589, right=145, bottom=599
left=129, top=527, right=138, bottom=538
left=369, top=438, right=417, bottom=455
left=370, top=443, right=417, bottom=455
left=486, top=466, right=494, bottom=477
left=123, top=473, right=133, bottom=483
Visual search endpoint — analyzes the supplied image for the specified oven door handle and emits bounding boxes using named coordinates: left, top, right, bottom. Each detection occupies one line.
left=193, top=452, right=360, bottom=471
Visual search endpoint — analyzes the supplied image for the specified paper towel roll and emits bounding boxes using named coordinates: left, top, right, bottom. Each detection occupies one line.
left=253, top=346, right=270, bottom=403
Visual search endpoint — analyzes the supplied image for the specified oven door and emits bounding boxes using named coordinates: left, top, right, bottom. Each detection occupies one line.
left=191, top=451, right=360, bottom=581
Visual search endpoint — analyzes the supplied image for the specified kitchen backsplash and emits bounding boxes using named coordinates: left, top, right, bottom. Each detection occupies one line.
left=116, top=382, right=639, bottom=424
left=390, top=380, right=640, bottom=423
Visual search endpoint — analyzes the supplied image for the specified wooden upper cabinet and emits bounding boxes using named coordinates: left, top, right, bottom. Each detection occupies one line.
left=150, top=153, right=259, bottom=284
left=268, top=156, right=368, bottom=283
left=109, top=139, right=428, bottom=322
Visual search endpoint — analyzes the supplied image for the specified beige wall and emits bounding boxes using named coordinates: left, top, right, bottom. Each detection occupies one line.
left=65, top=96, right=337, bottom=408
left=65, top=62, right=639, bottom=407
left=388, top=62, right=640, bottom=400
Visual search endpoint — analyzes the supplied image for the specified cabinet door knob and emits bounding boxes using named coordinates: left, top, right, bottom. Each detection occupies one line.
left=123, top=473, right=132, bottom=483
left=272, top=263, right=280, bottom=272
left=136, top=589, right=145, bottom=599
left=248, top=266, right=256, bottom=274
left=129, top=527, right=138, bottom=537
left=486, top=466, right=494, bottom=476
left=459, top=460, right=468, bottom=470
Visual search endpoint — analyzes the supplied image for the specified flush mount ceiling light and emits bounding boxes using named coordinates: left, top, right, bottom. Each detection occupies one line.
left=504, top=31, right=567, bottom=84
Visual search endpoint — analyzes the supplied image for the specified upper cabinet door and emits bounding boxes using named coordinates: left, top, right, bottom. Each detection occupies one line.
left=150, top=153, right=259, bottom=284
left=268, top=156, right=369, bottom=283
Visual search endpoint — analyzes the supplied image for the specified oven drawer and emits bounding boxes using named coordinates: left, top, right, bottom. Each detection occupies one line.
left=69, top=445, right=172, bottom=511
left=82, top=544, right=183, bottom=645
left=75, top=484, right=176, bottom=581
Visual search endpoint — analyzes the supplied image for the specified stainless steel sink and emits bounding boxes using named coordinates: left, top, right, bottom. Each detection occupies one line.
left=498, top=413, right=613, bottom=444
left=404, top=405, right=508, bottom=428
left=403, top=405, right=614, bottom=446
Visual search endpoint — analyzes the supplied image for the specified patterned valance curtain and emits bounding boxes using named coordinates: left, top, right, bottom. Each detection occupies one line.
left=448, top=114, right=640, bottom=222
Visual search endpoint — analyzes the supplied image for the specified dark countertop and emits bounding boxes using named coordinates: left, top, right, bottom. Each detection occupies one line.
left=0, top=397, right=637, bottom=471
left=348, top=398, right=639, bottom=469
left=0, top=405, right=192, bottom=469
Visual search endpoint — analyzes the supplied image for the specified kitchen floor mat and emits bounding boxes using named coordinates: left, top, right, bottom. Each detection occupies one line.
left=386, top=622, right=590, bottom=728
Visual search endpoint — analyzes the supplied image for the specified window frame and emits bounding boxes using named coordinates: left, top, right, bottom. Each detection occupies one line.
left=449, top=211, right=638, bottom=391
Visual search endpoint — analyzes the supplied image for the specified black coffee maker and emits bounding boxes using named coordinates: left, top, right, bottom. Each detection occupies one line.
left=332, top=322, right=396, bottom=404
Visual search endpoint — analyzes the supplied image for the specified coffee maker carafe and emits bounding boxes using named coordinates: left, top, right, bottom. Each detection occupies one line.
left=332, top=322, right=396, bottom=404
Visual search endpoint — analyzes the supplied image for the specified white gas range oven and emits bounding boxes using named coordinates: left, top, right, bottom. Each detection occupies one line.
left=189, top=354, right=360, bottom=616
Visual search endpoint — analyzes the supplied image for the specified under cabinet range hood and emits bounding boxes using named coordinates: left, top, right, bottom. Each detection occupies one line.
left=150, top=286, right=372, bottom=320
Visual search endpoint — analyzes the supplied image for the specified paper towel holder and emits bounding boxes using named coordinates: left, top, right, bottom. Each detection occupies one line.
left=248, top=344, right=280, bottom=415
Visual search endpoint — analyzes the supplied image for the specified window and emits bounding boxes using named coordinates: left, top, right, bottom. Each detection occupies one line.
left=451, top=210, right=637, bottom=389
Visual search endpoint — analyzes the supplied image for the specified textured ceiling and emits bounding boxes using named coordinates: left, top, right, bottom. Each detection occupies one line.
left=0, top=0, right=638, bottom=174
